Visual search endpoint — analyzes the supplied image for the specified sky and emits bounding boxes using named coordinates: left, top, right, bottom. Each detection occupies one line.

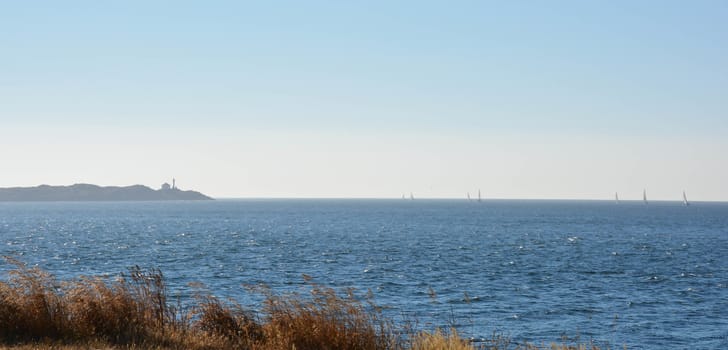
left=1, top=1, right=727, bottom=200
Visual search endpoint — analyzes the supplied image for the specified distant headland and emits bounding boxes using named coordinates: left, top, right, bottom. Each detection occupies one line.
left=0, top=181, right=213, bottom=201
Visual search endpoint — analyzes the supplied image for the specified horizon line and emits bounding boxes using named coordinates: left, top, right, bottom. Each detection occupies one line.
left=212, top=196, right=727, bottom=203
left=2, top=184, right=718, bottom=202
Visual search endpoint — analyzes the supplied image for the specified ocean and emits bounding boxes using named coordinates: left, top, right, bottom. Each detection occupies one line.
left=1, top=199, right=726, bottom=349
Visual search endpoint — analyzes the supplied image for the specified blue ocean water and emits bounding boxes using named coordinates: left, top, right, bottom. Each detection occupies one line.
left=0, top=199, right=727, bottom=349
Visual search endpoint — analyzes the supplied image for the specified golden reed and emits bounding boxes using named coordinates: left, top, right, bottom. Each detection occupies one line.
left=0, top=258, right=606, bottom=350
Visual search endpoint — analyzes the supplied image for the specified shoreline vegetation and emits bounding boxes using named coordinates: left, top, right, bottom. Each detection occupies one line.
left=0, top=259, right=608, bottom=350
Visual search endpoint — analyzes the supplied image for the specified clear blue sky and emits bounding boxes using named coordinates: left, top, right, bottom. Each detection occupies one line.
left=2, top=1, right=727, bottom=200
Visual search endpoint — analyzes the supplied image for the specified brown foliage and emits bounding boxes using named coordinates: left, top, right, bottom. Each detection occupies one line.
left=0, top=259, right=396, bottom=350
left=260, top=286, right=396, bottom=350
left=0, top=258, right=609, bottom=350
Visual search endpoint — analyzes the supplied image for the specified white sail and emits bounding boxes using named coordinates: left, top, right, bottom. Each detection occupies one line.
left=467, top=192, right=471, bottom=201
left=478, top=189, right=482, bottom=202
left=410, top=192, right=414, bottom=200
left=683, top=191, right=689, bottom=206
left=615, top=192, right=619, bottom=204
left=643, top=189, right=648, bottom=205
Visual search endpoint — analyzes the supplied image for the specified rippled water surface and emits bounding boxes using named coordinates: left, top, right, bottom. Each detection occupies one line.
left=1, top=199, right=727, bottom=349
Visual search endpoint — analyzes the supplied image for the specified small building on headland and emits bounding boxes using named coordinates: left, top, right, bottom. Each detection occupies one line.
left=161, top=178, right=177, bottom=191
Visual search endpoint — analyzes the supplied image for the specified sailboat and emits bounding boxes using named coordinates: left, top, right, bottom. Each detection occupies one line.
left=478, top=189, right=482, bottom=203
left=683, top=191, right=689, bottom=206
left=467, top=192, right=471, bottom=201
left=401, top=193, right=406, bottom=200
left=410, top=192, right=414, bottom=200
left=615, top=192, right=619, bottom=204
left=643, top=189, right=648, bottom=205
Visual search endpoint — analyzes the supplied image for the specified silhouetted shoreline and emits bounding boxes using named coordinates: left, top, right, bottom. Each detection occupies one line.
left=0, top=183, right=212, bottom=201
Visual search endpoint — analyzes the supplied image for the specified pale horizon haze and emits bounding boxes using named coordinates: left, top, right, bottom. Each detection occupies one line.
left=2, top=1, right=727, bottom=201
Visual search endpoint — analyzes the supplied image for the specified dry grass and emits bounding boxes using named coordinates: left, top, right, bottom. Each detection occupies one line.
left=410, top=328, right=472, bottom=350
left=0, top=258, right=395, bottom=350
left=0, top=258, right=611, bottom=350
left=408, top=329, right=606, bottom=350
left=260, top=284, right=397, bottom=350
left=0, top=259, right=181, bottom=347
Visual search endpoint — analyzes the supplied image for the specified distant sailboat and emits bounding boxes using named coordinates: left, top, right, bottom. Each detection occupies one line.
left=683, top=190, right=689, bottom=206
left=402, top=193, right=406, bottom=200
left=643, top=189, right=648, bottom=205
left=615, top=192, right=619, bottom=204
left=478, top=189, right=482, bottom=203
left=467, top=192, right=471, bottom=201
left=410, top=192, right=414, bottom=201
